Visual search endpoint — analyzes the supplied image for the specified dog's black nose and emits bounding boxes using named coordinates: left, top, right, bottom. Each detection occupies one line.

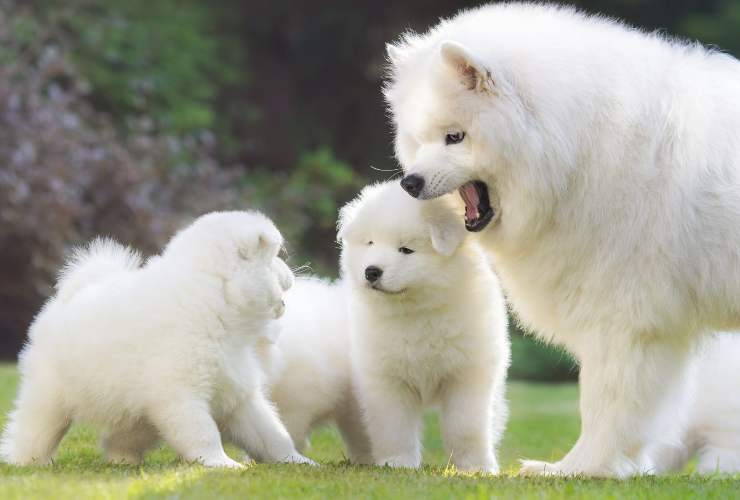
left=400, top=174, right=425, bottom=198
left=365, top=266, right=383, bottom=282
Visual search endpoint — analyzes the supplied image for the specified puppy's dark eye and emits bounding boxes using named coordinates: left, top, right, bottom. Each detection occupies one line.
left=445, top=131, right=465, bottom=145
left=367, top=241, right=374, bottom=246
left=399, top=247, right=414, bottom=255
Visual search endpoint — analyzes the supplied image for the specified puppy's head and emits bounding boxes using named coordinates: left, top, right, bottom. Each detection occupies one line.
left=164, top=211, right=293, bottom=319
left=338, top=181, right=467, bottom=298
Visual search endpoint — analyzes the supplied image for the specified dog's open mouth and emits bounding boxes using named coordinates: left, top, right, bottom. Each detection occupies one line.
left=458, top=181, right=495, bottom=232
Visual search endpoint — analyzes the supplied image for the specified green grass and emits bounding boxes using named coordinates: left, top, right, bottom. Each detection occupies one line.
left=0, top=364, right=737, bottom=499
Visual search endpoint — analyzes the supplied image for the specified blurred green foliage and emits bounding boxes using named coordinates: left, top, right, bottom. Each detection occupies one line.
left=60, top=0, right=245, bottom=135
left=682, top=0, right=740, bottom=55
left=244, top=148, right=363, bottom=275
left=509, top=327, right=579, bottom=382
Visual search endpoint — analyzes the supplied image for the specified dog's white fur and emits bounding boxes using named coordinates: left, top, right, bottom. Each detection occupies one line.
left=385, top=3, right=740, bottom=477
left=649, top=333, right=740, bottom=474
left=339, top=181, right=509, bottom=473
left=0, top=211, right=314, bottom=467
left=261, top=277, right=373, bottom=464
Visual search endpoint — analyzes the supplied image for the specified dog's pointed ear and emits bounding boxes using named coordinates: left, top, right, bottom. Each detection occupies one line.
left=337, top=198, right=361, bottom=243
left=386, top=43, right=405, bottom=66
left=242, top=225, right=282, bottom=261
left=440, top=40, right=495, bottom=93
left=427, top=207, right=467, bottom=257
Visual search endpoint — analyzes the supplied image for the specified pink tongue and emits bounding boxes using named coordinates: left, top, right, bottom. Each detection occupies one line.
left=459, top=183, right=480, bottom=220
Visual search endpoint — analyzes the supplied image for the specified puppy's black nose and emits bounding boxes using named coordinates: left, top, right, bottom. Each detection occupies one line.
left=365, top=266, right=383, bottom=283
left=400, top=174, right=425, bottom=198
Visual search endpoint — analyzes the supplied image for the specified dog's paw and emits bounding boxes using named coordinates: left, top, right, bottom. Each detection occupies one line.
left=519, top=459, right=568, bottom=476
left=375, top=454, right=420, bottom=469
left=455, top=463, right=500, bottom=475
left=105, top=451, right=143, bottom=466
left=451, top=452, right=499, bottom=475
left=202, top=457, right=245, bottom=469
left=282, top=453, right=318, bottom=466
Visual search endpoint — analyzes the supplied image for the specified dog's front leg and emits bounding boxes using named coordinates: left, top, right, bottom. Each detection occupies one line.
left=149, top=396, right=242, bottom=468
left=360, top=378, right=423, bottom=468
left=226, top=389, right=316, bottom=465
left=439, top=371, right=498, bottom=474
left=520, top=334, right=692, bottom=478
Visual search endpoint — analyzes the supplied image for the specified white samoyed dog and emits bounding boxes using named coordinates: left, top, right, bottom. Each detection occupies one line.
left=260, top=277, right=373, bottom=464
left=650, top=333, right=740, bottom=474
left=338, top=181, right=510, bottom=473
left=0, top=211, right=314, bottom=467
left=385, top=3, right=740, bottom=476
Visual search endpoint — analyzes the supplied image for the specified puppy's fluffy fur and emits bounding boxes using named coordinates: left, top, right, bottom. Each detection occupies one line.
left=0, top=211, right=313, bottom=467
left=261, top=277, right=372, bottom=464
left=385, top=3, right=740, bottom=476
left=339, top=181, right=510, bottom=473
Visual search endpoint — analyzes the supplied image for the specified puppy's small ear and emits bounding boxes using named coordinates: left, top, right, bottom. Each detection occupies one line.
left=252, top=227, right=282, bottom=261
left=386, top=43, right=405, bottom=66
left=428, top=207, right=467, bottom=257
left=439, top=40, right=495, bottom=93
left=337, top=197, right=361, bottom=243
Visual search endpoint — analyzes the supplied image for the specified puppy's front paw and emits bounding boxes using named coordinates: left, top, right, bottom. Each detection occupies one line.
left=105, top=451, right=143, bottom=466
left=451, top=452, right=499, bottom=475
left=375, top=454, right=420, bottom=469
left=282, top=453, right=318, bottom=466
left=519, top=459, right=567, bottom=476
left=201, top=457, right=245, bottom=469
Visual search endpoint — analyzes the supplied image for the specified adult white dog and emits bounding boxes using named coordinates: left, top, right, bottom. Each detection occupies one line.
left=0, top=211, right=314, bottom=468
left=261, top=277, right=373, bottom=464
left=385, top=3, right=740, bottom=477
left=339, top=181, right=509, bottom=473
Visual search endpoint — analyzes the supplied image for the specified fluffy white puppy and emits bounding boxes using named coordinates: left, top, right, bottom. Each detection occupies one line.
left=339, top=181, right=510, bottom=473
left=260, top=277, right=372, bottom=464
left=650, top=333, right=740, bottom=474
left=0, top=211, right=313, bottom=467
left=385, top=3, right=740, bottom=476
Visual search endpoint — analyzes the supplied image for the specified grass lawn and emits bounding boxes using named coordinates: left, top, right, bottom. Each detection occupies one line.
left=0, top=364, right=737, bottom=499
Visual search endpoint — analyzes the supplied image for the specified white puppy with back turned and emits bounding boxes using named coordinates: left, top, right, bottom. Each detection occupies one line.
left=0, top=211, right=313, bottom=467
left=261, top=277, right=372, bottom=464
left=339, top=181, right=509, bottom=473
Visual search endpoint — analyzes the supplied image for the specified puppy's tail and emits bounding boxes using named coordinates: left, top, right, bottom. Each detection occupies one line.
left=56, top=237, right=142, bottom=301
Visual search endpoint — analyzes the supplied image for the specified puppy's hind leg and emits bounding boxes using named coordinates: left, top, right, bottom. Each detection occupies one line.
left=335, top=394, right=373, bottom=465
left=278, top=411, right=313, bottom=455
left=102, top=420, right=159, bottom=465
left=226, top=389, right=316, bottom=465
left=148, top=397, right=242, bottom=468
left=0, top=381, right=70, bottom=465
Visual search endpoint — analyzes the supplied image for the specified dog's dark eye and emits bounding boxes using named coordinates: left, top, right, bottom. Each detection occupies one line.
left=399, top=247, right=415, bottom=255
left=445, top=131, right=465, bottom=145
left=367, top=241, right=374, bottom=246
